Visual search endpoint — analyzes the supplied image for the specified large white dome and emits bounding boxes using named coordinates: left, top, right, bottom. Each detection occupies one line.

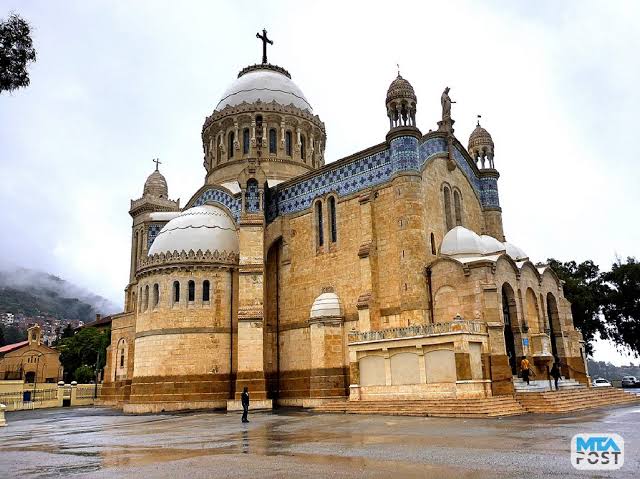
left=480, top=235, right=506, bottom=255
left=148, top=205, right=238, bottom=256
left=215, top=65, right=313, bottom=113
left=503, top=242, right=529, bottom=261
left=440, top=226, right=484, bottom=257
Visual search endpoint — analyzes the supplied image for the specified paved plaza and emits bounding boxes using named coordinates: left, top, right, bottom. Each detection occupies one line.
left=1, top=404, right=639, bottom=478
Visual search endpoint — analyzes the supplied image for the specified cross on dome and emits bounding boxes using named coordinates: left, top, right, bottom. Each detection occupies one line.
left=256, top=28, right=273, bottom=64
left=153, top=157, right=161, bottom=171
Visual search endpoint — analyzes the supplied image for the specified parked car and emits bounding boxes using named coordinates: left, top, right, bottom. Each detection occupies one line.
left=592, top=377, right=612, bottom=387
left=621, top=376, right=640, bottom=388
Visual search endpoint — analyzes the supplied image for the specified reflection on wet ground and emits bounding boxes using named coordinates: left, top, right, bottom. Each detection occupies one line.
left=1, top=404, right=638, bottom=478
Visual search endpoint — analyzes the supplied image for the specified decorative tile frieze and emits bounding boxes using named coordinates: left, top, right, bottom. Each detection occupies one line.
left=192, top=187, right=241, bottom=222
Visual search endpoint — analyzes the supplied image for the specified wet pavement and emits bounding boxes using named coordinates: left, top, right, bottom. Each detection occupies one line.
left=1, top=404, right=638, bottom=478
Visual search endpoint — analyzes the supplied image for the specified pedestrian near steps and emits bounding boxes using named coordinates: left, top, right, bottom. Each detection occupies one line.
left=550, top=361, right=562, bottom=391
left=241, top=387, right=250, bottom=423
left=521, top=356, right=531, bottom=385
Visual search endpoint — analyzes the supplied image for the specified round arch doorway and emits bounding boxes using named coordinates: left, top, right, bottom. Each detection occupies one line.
left=502, top=284, right=519, bottom=375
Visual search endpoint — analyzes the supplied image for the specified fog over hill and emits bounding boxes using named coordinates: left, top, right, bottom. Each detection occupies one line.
left=0, top=267, right=119, bottom=321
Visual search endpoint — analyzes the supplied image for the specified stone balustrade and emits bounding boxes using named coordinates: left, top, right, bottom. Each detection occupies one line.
left=349, top=320, right=487, bottom=344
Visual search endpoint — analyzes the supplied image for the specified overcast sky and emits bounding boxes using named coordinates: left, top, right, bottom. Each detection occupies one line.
left=1, top=1, right=638, bottom=364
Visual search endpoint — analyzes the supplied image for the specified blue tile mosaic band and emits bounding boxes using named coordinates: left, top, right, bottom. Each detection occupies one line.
left=245, top=180, right=261, bottom=213
left=391, top=136, right=420, bottom=172
left=193, top=187, right=241, bottom=222
left=267, top=134, right=499, bottom=220
left=147, top=223, right=163, bottom=249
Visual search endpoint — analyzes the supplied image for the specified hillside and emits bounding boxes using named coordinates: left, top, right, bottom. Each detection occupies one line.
left=0, top=267, right=119, bottom=321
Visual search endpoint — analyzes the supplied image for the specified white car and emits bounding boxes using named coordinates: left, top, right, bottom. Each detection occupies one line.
left=592, top=377, right=612, bottom=387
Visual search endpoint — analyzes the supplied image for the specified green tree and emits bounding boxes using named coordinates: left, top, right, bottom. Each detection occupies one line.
left=57, top=327, right=110, bottom=382
left=547, top=259, right=609, bottom=355
left=0, top=13, right=37, bottom=93
left=602, top=257, right=640, bottom=356
left=61, top=323, right=74, bottom=339
left=74, top=365, right=95, bottom=384
left=0, top=324, right=27, bottom=346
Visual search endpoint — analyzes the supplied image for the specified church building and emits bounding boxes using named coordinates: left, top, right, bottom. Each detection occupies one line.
left=101, top=34, right=589, bottom=413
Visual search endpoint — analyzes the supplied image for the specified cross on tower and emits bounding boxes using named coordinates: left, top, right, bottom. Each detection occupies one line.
left=256, top=28, right=273, bottom=64
left=152, top=158, right=161, bottom=171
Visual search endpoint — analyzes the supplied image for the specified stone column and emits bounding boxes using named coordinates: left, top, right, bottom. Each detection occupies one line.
left=388, top=132, right=428, bottom=326
left=230, top=212, right=272, bottom=410
left=309, top=317, right=346, bottom=401
left=357, top=193, right=374, bottom=331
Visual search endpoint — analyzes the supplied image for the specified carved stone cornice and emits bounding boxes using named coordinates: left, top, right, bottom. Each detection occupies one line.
left=202, top=100, right=325, bottom=135
left=137, top=249, right=239, bottom=274
left=130, top=196, right=180, bottom=217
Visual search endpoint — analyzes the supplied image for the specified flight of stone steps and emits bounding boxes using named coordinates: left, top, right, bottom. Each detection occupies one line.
left=512, top=377, right=585, bottom=393
left=515, top=387, right=640, bottom=413
left=313, top=396, right=527, bottom=418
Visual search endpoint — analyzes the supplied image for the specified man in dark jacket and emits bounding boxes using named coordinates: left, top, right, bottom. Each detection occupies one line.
left=550, top=360, right=562, bottom=391
left=241, top=387, right=249, bottom=423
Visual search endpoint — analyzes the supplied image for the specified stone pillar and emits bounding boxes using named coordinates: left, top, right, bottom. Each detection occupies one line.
left=231, top=213, right=272, bottom=410
left=309, top=317, right=346, bottom=400
left=57, top=381, right=65, bottom=407
left=0, top=403, right=6, bottom=427
left=348, top=348, right=360, bottom=401
left=480, top=169, right=504, bottom=240
left=70, top=381, right=78, bottom=406
left=357, top=193, right=374, bottom=330
left=486, top=322, right=515, bottom=395
left=387, top=131, right=428, bottom=326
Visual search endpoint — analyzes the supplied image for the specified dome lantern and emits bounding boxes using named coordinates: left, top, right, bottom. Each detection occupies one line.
left=386, top=72, right=417, bottom=130
left=468, top=116, right=495, bottom=169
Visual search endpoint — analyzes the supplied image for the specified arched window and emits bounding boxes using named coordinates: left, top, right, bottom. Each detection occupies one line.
left=454, top=190, right=462, bottom=226
left=315, top=201, right=324, bottom=247
left=430, top=233, right=436, bottom=255
left=138, top=287, right=143, bottom=311
left=285, top=131, right=292, bottom=156
left=245, top=178, right=260, bottom=213
left=328, top=196, right=337, bottom=243
left=256, top=115, right=263, bottom=144
left=144, top=285, right=149, bottom=311
left=243, top=128, right=250, bottom=154
left=188, top=280, right=195, bottom=302
left=443, top=186, right=453, bottom=231
left=118, top=340, right=126, bottom=368
left=203, top=280, right=210, bottom=302
left=153, top=283, right=159, bottom=308
left=173, top=281, right=180, bottom=304
left=269, top=128, right=277, bottom=154
left=228, top=132, right=234, bottom=158
left=301, top=135, right=306, bottom=160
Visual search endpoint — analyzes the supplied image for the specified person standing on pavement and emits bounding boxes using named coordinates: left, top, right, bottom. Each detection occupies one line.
left=521, top=356, right=531, bottom=385
left=550, top=360, right=562, bottom=391
left=241, top=386, right=250, bottom=423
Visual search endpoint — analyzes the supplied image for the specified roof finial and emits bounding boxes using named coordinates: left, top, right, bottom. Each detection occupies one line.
left=476, top=114, right=482, bottom=127
left=256, top=28, right=273, bottom=64
left=397, top=63, right=401, bottom=77
left=153, top=157, right=161, bottom=171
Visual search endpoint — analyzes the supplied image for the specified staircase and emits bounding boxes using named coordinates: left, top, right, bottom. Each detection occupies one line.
left=515, top=387, right=640, bottom=414
left=313, top=396, right=526, bottom=418
left=512, top=377, right=585, bottom=393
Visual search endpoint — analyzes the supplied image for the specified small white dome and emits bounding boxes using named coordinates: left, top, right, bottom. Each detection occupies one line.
left=216, top=66, right=312, bottom=113
left=440, top=226, right=484, bottom=257
left=148, top=205, right=238, bottom=256
left=480, top=235, right=506, bottom=255
left=310, top=292, right=342, bottom=319
left=504, top=242, right=529, bottom=261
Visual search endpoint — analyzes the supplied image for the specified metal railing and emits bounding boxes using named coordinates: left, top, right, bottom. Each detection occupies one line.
left=349, top=320, right=487, bottom=343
